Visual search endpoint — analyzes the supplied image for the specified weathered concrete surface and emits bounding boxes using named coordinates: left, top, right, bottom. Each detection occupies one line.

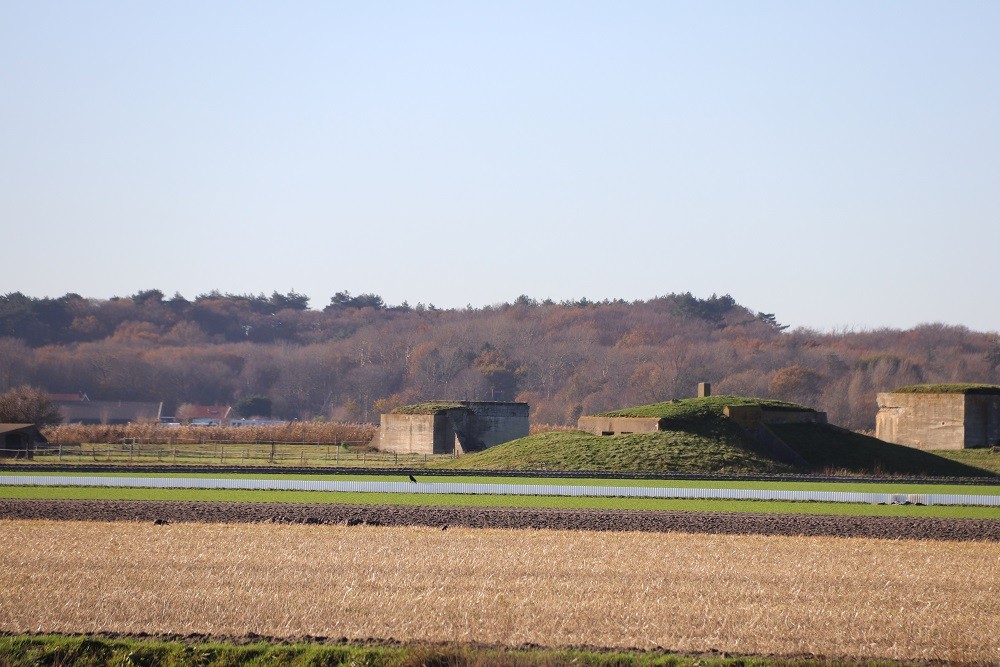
left=376, top=402, right=529, bottom=455
left=876, top=392, right=1000, bottom=450
left=721, top=407, right=816, bottom=467
left=377, top=414, right=438, bottom=455
left=576, top=416, right=662, bottom=436
left=723, top=405, right=827, bottom=428
left=966, top=394, right=1000, bottom=448
left=467, top=402, right=530, bottom=449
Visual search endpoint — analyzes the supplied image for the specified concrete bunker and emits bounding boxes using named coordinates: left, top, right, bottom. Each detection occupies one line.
left=375, top=401, right=530, bottom=455
left=876, top=385, right=1000, bottom=450
left=577, top=392, right=827, bottom=467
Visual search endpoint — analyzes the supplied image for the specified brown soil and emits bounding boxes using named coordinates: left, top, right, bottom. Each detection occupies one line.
left=1, top=499, right=997, bottom=541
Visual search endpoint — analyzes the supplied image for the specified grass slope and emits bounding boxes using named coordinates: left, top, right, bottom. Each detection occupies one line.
left=440, top=428, right=793, bottom=475
left=445, top=396, right=996, bottom=478
left=934, top=448, right=1000, bottom=475
left=770, top=424, right=994, bottom=477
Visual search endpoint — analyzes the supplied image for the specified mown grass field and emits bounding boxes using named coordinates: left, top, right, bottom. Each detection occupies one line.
left=2, top=521, right=997, bottom=663
left=3, top=485, right=999, bottom=518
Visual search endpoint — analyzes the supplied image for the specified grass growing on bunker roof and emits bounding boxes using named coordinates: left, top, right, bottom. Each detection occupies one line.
left=390, top=401, right=467, bottom=415
left=892, top=383, right=1000, bottom=394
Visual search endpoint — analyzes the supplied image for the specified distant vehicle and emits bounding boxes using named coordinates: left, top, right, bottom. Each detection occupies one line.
left=189, top=418, right=221, bottom=426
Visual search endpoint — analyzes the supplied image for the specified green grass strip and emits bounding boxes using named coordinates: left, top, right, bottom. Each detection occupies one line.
left=3, top=470, right=999, bottom=495
left=0, top=633, right=931, bottom=667
left=2, top=485, right=998, bottom=519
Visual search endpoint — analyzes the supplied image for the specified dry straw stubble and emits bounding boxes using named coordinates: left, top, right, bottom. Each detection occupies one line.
left=0, top=520, right=997, bottom=663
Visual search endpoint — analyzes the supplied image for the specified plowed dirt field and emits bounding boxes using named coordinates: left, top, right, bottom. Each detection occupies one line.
left=2, top=499, right=998, bottom=540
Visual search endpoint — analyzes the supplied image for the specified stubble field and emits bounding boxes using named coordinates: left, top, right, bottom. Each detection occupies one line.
left=1, top=519, right=998, bottom=664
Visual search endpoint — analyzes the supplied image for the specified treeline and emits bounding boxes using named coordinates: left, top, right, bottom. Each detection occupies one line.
left=2, top=290, right=999, bottom=430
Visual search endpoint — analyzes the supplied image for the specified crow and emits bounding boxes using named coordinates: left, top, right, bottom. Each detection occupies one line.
left=408, top=474, right=417, bottom=483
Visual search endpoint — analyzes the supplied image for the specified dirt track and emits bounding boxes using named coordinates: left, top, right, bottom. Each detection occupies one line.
left=2, top=499, right=998, bottom=541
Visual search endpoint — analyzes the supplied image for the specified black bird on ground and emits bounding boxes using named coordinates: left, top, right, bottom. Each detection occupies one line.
left=408, top=474, right=417, bottom=483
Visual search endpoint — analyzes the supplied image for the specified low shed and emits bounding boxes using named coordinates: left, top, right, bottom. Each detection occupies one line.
left=0, top=424, right=48, bottom=459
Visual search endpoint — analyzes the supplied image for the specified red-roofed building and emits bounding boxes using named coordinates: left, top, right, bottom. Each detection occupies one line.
left=176, top=404, right=232, bottom=425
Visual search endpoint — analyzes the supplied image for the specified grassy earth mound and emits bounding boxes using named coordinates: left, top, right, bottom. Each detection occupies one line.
left=440, top=396, right=803, bottom=474
left=437, top=429, right=791, bottom=474
left=442, top=396, right=996, bottom=477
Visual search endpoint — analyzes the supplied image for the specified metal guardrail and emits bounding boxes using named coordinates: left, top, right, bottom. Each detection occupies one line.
left=2, top=475, right=999, bottom=506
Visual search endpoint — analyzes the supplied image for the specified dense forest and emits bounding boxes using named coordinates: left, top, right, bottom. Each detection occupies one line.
left=2, top=289, right=998, bottom=430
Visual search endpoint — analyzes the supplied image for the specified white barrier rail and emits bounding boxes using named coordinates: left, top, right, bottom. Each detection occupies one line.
left=2, top=475, right=999, bottom=506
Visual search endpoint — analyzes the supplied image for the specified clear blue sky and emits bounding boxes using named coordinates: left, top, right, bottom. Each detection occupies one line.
left=2, top=1, right=998, bottom=332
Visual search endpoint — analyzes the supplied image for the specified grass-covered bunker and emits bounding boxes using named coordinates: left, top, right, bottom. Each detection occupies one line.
left=577, top=397, right=827, bottom=466
left=375, top=401, right=529, bottom=455
left=876, top=384, right=1000, bottom=450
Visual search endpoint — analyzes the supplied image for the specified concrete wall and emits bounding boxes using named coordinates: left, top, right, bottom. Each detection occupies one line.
left=466, top=402, right=530, bottom=449
left=723, top=406, right=826, bottom=430
left=577, top=416, right=662, bottom=436
left=579, top=407, right=825, bottom=437
left=874, top=392, right=1000, bottom=450
left=876, top=393, right=965, bottom=450
left=965, top=394, right=1000, bottom=448
left=377, top=413, right=438, bottom=455
left=376, top=402, right=530, bottom=455
left=759, top=409, right=827, bottom=425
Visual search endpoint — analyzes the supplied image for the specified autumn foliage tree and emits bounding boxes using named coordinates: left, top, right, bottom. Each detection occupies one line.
left=0, top=386, right=61, bottom=425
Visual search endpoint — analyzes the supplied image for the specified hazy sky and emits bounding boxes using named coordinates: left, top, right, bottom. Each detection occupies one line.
left=2, top=2, right=998, bottom=332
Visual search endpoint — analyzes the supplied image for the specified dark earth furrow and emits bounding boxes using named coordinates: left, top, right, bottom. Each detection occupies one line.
left=1, top=499, right=998, bottom=541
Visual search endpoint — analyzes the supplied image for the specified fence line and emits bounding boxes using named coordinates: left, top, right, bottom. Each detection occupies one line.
left=2, top=475, right=998, bottom=506
left=1, top=443, right=436, bottom=466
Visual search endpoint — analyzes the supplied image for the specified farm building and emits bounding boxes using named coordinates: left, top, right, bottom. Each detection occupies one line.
left=177, top=404, right=232, bottom=425
left=374, top=401, right=530, bottom=455
left=876, top=385, right=1000, bottom=450
left=0, top=424, right=47, bottom=459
